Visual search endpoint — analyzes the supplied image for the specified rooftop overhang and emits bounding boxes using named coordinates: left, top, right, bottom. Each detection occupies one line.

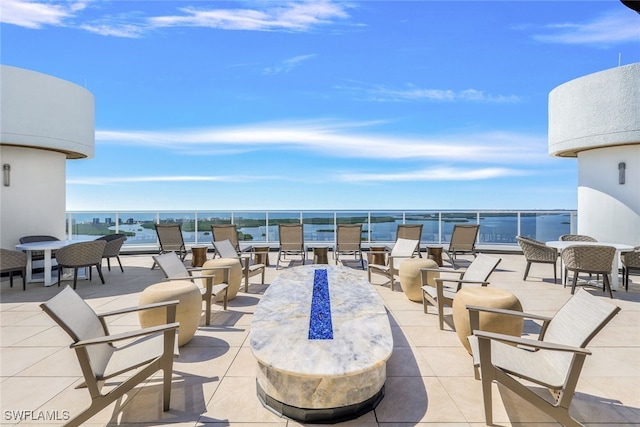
left=0, top=65, right=95, bottom=159
left=548, top=63, right=640, bottom=158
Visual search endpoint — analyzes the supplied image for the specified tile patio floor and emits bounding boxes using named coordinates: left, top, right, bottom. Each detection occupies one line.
left=1, top=251, right=639, bottom=426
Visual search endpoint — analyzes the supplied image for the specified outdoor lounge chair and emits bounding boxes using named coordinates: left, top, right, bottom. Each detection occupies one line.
left=421, top=253, right=501, bottom=330
left=153, top=223, right=188, bottom=268
left=55, top=240, right=106, bottom=290
left=516, top=235, right=558, bottom=283
left=153, top=251, right=229, bottom=325
left=213, top=239, right=265, bottom=292
left=276, top=223, right=305, bottom=269
left=211, top=224, right=251, bottom=255
left=334, top=224, right=365, bottom=269
left=561, top=244, right=616, bottom=298
left=96, top=233, right=127, bottom=272
left=468, top=288, right=620, bottom=427
left=367, top=238, right=419, bottom=291
left=40, top=286, right=179, bottom=427
left=0, top=248, right=27, bottom=290
left=444, top=224, right=480, bottom=268
left=397, top=223, right=423, bottom=257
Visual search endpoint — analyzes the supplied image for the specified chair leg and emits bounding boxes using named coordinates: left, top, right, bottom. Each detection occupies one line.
left=571, top=272, right=578, bottom=295
left=96, top=265, right=105, bottom=284
left=523, top=261, right=531, bottom=280
left=106, top=258, right=112, bottom=271
left=437, top=299, right=445, bottom=330
left=117, top=256, right=124, bottom=272
left=73, top=268, right=79, bottom=290
left=603, top=274, right=613, bottom=298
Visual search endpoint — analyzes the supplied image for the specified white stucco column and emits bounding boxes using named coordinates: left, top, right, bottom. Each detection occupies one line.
left=548, top=63, right=640, bottom=245
left=0, top=66, right=95, bottom=248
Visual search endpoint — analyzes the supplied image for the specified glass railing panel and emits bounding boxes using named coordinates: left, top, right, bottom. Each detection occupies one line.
left=68, top=212, right=117, bottom=241
left=268, top=212, right=301, bottom=243
left=117, top=212, right=158, bottom=245
left=405, top=211, right=440, bottom=244
left=234, top=212, right=267, bottom=243
left=441, top=212, right=478, bottom=243
left=302, top=212, right=335, bottom=242
left=479, top=212, right=518, bottom=243
left=520, top=212, right=573, bottom=242
left=158, top=212, right=196, bottom=244
left=195, top=212, right=232, bottom=244
left=369, top=212, right=403, bottom=242
left=336, top=211, right=369, bottom=243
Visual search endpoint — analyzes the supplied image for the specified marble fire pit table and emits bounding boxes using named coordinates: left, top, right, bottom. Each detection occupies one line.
left=249, top=264, right=393, bottom=423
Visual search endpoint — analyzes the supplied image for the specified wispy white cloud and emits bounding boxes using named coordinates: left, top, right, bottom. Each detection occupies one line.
left=149, top=1, right=350, bottom=31
left=96, top=119, right=547, bottom=164
left=336, top=82, right=520, bottom=103
left=533, top=9, right=640, bottom=44
left=264, top=54, right=317, bottom=74
left=2, top=0, right=351, bottom=37
left=0, top=0, right=82, bottom=28
left=337, top=167, right=528, bottom=183
left=68, top=175, right=248, bottom=185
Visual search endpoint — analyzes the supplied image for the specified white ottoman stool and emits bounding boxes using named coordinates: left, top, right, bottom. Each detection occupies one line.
left=201, top=258, right=242, bottom=300
left=399, top=258, right=440, bottom=302
left=139, top=280, right=202, bottom=347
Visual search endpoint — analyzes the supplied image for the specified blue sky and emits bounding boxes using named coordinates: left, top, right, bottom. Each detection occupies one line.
left=2, top=1, right=639, bottom=211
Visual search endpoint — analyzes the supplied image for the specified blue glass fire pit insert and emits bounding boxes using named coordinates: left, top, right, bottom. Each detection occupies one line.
left=308, top=269, right=333, bottom=340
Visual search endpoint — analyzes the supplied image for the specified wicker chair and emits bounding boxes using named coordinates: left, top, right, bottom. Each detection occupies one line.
left=96, top=233, right=127, bottom=272
left=561, top=244, right=615, bottom=298
left=516, top=236, right=558, bottom=283
left=622, top=247, right=640, bottom=291
left=560, top=234, right=597, bottom=242
left=0, top=249, right=28, bottom=290
left=55, top=240, right=107, bottom=289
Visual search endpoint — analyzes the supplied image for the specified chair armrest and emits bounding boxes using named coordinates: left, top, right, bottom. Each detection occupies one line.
left=97, top=300, right=180, bottom=318
left=188, top=265, right=231, bottom=273
left=435, top=278, right=487, bottom=286
left=466, top=305, right=552, bottom=322
left=72, top=322, right=180, bottom=348
left=473, top=330, right=591, bottom=355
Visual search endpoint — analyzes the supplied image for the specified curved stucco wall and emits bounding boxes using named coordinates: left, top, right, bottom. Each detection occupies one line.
left=549, top=63, right=640, bottom=246
left=0, top=66, right=95, bottom=248
left=0, top=146, right=67, bottom=247
left=549, top=63, right=640, bottom=158
left=0, top=65, right=94, bottom=159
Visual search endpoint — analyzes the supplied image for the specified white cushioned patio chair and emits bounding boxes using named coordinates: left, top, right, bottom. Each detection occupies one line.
left=213, top=238, right=265, bottom=292
left=467, top=288, right=620, bottom=427
left=421, top=253, right=501, bottom=330
left=40, top=286, right=179, bottom=427
left=153, top=251, right=229, bottom=325
left=367, top=238, right=419, bottom=291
